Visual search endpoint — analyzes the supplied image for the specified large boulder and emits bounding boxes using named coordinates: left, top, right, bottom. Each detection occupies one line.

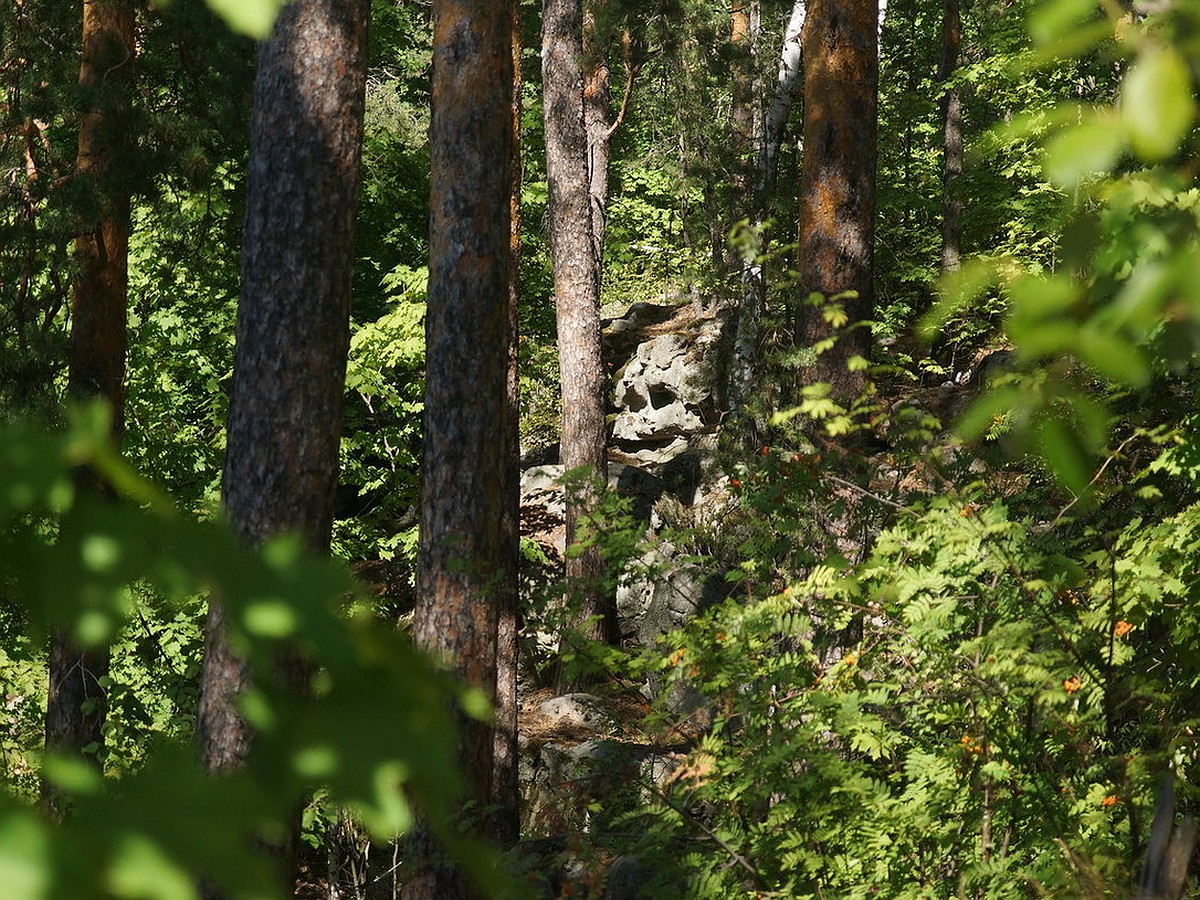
left=612, top=332, right=708, bottom=442
left=604, top=300, right=728, bottom=449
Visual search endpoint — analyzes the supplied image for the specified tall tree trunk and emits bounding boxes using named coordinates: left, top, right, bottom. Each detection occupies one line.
left=490, top=0, right=522, bottom=850
left=544, top=0, right=613, bottom=681
left=583, top=2, right=611, bottom=270
left=196, top=0, right=368, bottom=884
left=795, top=0, right=878, bottom=405
left=731, top=0, right=755, bottom=197
left=939, top=0, right=963, bottom=272
left=44, top=0, right=136, bottom=815
left=404, top=2, right=517, bottom=895
left=728, top=0, right=805, bottom=413
left=760, top=1, right=806, bottom=203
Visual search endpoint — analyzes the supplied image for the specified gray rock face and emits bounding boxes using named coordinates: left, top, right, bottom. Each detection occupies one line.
left=616, top=542, right=708, bottom=645
left=613, top=333, right=708, bottom=441
left=536, top=693, right=615, bottom=731
left=605, top=300, right=727, bottom=449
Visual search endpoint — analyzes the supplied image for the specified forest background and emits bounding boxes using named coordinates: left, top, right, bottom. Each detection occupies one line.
left=4, top=0, right=1200, bottom=897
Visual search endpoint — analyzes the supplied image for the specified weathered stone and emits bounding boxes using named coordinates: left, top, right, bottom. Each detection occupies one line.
left=615, top=542, right=714, bottom=645
left=612, top=333, right=708, bottom=441
left=536, top=693, right=616, bottom=731
left=522, top=738, right=651, bottom=836
left=603, top=856, right=650, bottom=900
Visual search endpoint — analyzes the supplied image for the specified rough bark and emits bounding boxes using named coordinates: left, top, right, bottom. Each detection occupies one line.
left=196, top=0, right=369, bottom=800
left=731, top=0, right=755, bottom=194
left=544, top=0, right=614, bottom=675
left=795, top=0, right=878, bottom=405
left=939, top=0, right=963, bottom=272
left=44, top=0, right=136, bottom=814
left=404, top=2, right=517, bottom=895
left=490, top=0, right=523, bottom=851
left=583, top=3, right=611, bottom=270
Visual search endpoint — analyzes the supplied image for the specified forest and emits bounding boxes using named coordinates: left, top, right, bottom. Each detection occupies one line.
left=3, top=0, right=1200, bottom=896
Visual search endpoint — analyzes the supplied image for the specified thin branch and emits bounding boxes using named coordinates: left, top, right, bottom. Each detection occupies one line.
left=650, top=783, right=763, bottom=884
left=604, top=30, right=638, bottom=142
left=825, top=472, right=919, bottom=516
left=1050, top=434, right=1137, bottom=528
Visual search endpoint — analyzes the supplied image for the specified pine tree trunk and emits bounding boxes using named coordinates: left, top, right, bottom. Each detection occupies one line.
left=795, top=0, right=878, bottom=405
left=44, top=0, right=136, bottom=816
left=544, top=0, right=613, bottom=679
left=491, top=0, right=523, bottom=850
left=196, top=0, right=368, bottom=887
left=939, top=0, right=963, bottom=273
left=583, top=3, right=611, bottom=270
left=731, top=0, right=754, bottom=195
left=404, top=2, right=517, bottom=895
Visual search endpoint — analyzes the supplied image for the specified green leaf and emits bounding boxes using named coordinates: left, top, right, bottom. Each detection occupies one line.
left=0, top=813, right=49, bottom=900
left=923, top=257, right=1003, bottom=338
left=106, top=833, right=197, bottom=900
left=81, top=534, right=122, bottom=573
left=1044, top=119, right=1124, bottom=188
left=1040, top=418, right=1091, bottom=494
left=1076, top=328, right=1149, bottom=386
left=42, top=755, right=103, bottom=796
left=460, top=686, right=492, bottom=721
left=956, top=387, right=1021, bottom=440
left=200, top=0, right=290, bottom=38
left=1122, top=47, right=1195, bottom=163
left=243, top=599, right=297, bottom=638
left=1029, top=0, right=1097, bottom=45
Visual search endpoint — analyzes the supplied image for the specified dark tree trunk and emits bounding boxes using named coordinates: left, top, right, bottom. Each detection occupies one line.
left=939, top=0, right=963, bottom=272
left=795, top=0, right=879, bottom=405
left=544, top=0, right=614, bottom=679
left=490, top=0, right=523, bottom=851
left=196, top=0, right=368, bottom=886
left=44, top=0, right=136, bottom=815
left=404, top=2, right=517, bottom=895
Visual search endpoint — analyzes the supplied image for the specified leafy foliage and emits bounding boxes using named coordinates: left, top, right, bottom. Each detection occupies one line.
left=0, top=409, right=486, bottom=898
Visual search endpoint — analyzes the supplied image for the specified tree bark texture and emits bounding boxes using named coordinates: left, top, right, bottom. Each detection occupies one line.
left=544, top=0, right=613, bottom=666
left=197, top=0, right=369, bottom=775
left=731, top=0, right=754, bottom=196
left=796, top=0, right=878, bottom=405
left=44, top=0, right=136, bottom=809
left=939, top=0, right=963, bottom=272
left=583, top=3, right=611, bottom=271
left=490, top=0, right=523, bottom=851
left=406, top=2, right=517, bottom=895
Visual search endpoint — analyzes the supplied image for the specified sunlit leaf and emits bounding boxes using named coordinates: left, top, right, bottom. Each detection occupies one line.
left=200, top=0, right=290, bottom=39
left=0, top=813, right=49, bottom=900
left=924, top=257, right=1004, bottom=338
left=243, top=599, right=297, bottom=638
left=1029, top=0, right=1098, bottom=45
left=42, top=755, right=103, bottom=796
left=106, top=833, right=197, bottom=900
left=1122, top=46, right=1194, bottom=162
left=1076, top=328, right=1149, bottom=386
left=1044, top=119, right=1124, bottom=188
left=955, top=387, right=1022, bottom=440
